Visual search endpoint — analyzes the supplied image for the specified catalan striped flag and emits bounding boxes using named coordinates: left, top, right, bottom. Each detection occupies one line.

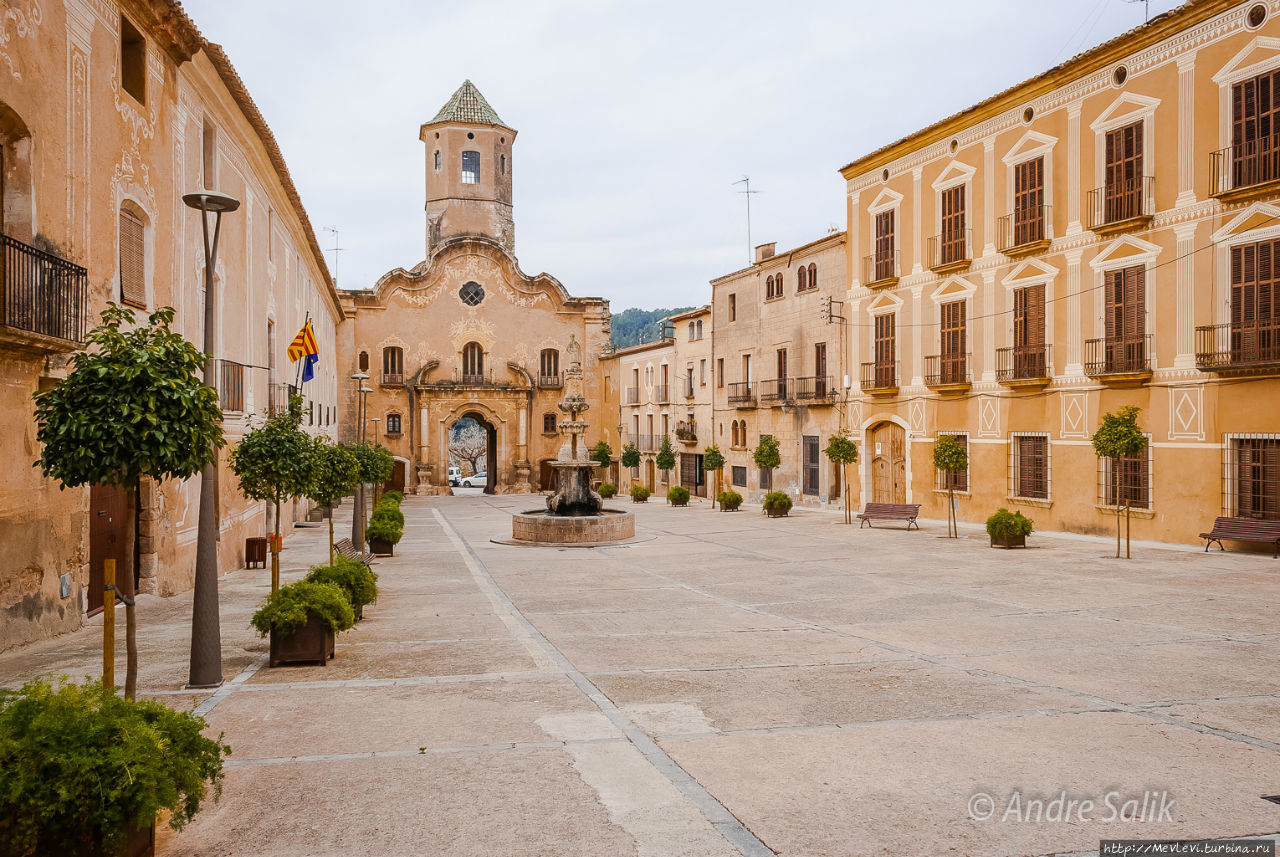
left=287, top=319, right=319, bottom=383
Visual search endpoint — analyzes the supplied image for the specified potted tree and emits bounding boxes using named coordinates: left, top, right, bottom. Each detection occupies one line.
left=306, top=441, right=361, bottom=566
left=667, top=485, right=690, bottom=507
left=933, top=434, right=968, bottom=539
left=252, top=579, right=355, bottom=666
left=1092, top=406, right=1148, bottom=559
left=0, top=677, right=230, bottom=857
left=656, top=434, right=676, bottom=484
left=305, top=557, right=378, bottom=621
left=33, top=304, right=224, bottom=701
left=717, top=490, right=743, bottom=511
left=986, top=508, right=1033, bottom=549
left=753, top=435, right=781, bottom=495
left=630, top=483, right=651, bottom=503
left=823, top=430, right=859, bottom=524
left=345, top=442, right=394, bottom=547
left=590, top=440, right=613, bottom=471
left=763, top=491, right=793, bottom=518
left=620, top=442, right=640, bottom=492
left=703, top=444, right=725, bottom=510
left=365, top=505, right=403, bottom=557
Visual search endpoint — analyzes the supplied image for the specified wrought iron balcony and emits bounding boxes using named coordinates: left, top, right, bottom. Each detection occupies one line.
left=214, top=359, right=246, bottom=413
left=381, top=372, right=404, bottom=386
left=653, top=384, right=670, bottom=404
left=1086, top=176, right=1154, bottom=234
left=1209, top=135, right=1280, bottom=200
left=268, top=381, right=298, bottom=417
left=460, top=373, right=486, bottom=386
left=927, top=228, right=972, bottom=273
left=683, top=379, right=697, bottom=399
left=793, top=375, right=834, bottom=402
left=625, top=386, right=640, bottom=405
left=924, top=353, right=972, bottom=390
left=860, top=361, right=898, bottom=394
left=727, top=381, right=755, bottom=407
left=1084, top=334, right=1153, bottom=379
left=757, top=377, right=790, bottom=404
left=1, top=233, right=87, bottom=346
left=997, top=205, right=1051, bottom=256
left=675, top=421, right=698, bottom=444
left=636, top=433, right=658, bottom=453
left=863, top=251, right=900, bottom=287
left=537, top=371, right=563, bottom=390
left=1195, top=323, right=1280, bottom=372
left=995, top=344, right=1052, bottom=385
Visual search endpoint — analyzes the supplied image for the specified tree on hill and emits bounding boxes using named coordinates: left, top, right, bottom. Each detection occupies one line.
left=609, top=307, right=695, bottom=349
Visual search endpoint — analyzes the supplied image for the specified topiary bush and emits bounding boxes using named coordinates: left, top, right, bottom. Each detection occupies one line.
left=630, top=483, right=651, bottom=503
left=598, top=483, right=617, bottom=498
left=667, top=485, right=690, bottom=506
left=305, top=557, right=379, bottom=611
left=365, top=513, right=403, bottom=547
left=373, top=497, right=404, bottom=527
left=0, top=678, right=230, bottom=857
left=985, top=508, right=1034, bottom=539
left=382, top=490, right=403, bottom=504
left=763, top=491, right=793, bottom=517
left=251, top=580, right=355, bottom=637
left=717, top=490, right=742, bottom=511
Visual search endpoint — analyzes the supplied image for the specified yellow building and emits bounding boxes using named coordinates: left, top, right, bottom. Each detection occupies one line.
left=0, top=0, right=341, bottom=649
left=840, top=0, right=1280, bottom=544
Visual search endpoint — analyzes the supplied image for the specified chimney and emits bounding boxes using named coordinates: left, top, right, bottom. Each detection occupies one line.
left=754, top=242, right=776, bottom=263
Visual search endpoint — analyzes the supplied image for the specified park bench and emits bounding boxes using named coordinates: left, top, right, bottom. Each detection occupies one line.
left=334, top=537, right=376, bottom=566
left=856, top=502, right=922, bottom=530
left=1199, top=517, right=1280, bottom=557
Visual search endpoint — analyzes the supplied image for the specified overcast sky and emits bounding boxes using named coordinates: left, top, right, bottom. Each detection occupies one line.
left=186, top=0, right=1183, bottom=310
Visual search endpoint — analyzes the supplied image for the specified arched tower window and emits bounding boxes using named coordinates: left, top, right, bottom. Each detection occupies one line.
left=797, top=266, right=808, bottom=291
left=808, top=262, right=817, bottom=286
left=434, top=150, right=441, bottom=170
left=461, top=151, right=480, bottom=184
left=500, top=154, right=506, bottom=175
left=539, top=348, right=559, bottom=382
left=462, top=341, right=484, bottom=383
left=358, top=350, right=369, bottom=373
left=382, top=346, right=403, bottom=384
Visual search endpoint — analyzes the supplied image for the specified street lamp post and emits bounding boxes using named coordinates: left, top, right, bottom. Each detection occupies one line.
left=351, top=379, right=373, bottom=547
left=183, top=189, right=240, bottom=690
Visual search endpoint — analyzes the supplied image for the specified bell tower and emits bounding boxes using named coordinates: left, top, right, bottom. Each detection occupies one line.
left=420, top=81, right=516, bottom=259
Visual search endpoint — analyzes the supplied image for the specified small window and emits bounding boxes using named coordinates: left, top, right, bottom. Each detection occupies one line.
left=729, top=294, right=736, bottom=321
left=202, top=118, right=217, bottom=189
left=808, top=262, right=817, bottom=287
left=386, top=413, right=402, bottom=434
left=543, top=412, right=557, bottom=434
left=1099, top=437, right=1152, bottom=510
left=461, top=150, right=480, bottom=184
left=717, top=358, right=724, bottom=388
left=1248, top=4, right=1267, bottom=28
left=459, top=281, right=484, bottom=306
left=732, top=466, right=747, bottom=487
left=434, top=150, right=441, bottom=170
left=118, top=206, right=146, bottom=308
left=500, top=154, right=506, bottom=175
left=797, top=267, right=808, bottom=291
left=358, top=351, right=369, bottom=373
left=120, top=16, right=146, bottom=104
left=383, top=346, right=403, bottom=381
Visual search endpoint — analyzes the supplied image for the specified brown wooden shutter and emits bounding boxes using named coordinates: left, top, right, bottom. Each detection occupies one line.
left=940, top=300, right=966, bottom=382
left=1018, top=436, right=1048, bottom=499
left=808, top=262, right=817, bottom=287
left=875, top=313, right=895, bottom=387
left=875, top=211, right=895, bottom=279
left=1105, top=122, right=1143, bottom=221
left=119, top=208, right=146, bottom=307
left=941, top=186, right=965, bottom=263
left=1013, top=157, right=1044, bottom=245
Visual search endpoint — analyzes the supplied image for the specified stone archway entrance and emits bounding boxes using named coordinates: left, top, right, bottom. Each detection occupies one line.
left=450, top=413, right=498, bottom=495
left=869, top=421, right=907, bottom=504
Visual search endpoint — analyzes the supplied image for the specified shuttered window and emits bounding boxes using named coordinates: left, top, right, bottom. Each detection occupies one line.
left=940, top=300, right=966, bottom=383
left=1012, top=284, right=1046, bottom=377
left=1105, top=448, right=1151, bottom=510
left=1237, top=437, right=1280, bottom=519
left=940, top=186, right=966, bottom=264
left=797, top=267, right=808, bottom=291
left=874, top=313, right=895, bottom=388
left=119, top=207, right=146, bottom=307
left=802, top=436, right=819, bottom=496
left=1013, top=434, right=1049, bottom=500
left=1013, top=157, right=1045, bottom=245
left=732, top=466, right=746, bottom=487
left=1104, top=121, right=1144, bottom=222
left=874, top=211, right=895, bottom=280
left=935, top=432, right=969, bottom=493
left=1230, top=240, right=1279, bottom=363
left=1231, top=69, right=1280, bottom=188
left=1104, top=265, right=1146, bottom=371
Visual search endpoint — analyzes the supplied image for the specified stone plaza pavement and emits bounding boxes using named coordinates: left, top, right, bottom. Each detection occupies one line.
left=2, top=495, right=1279, bottom=856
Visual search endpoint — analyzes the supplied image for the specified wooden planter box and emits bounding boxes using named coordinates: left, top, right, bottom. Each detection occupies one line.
left=989, top=533, right=1027, bottom=549
left=765, top=507, right=790, bottom=518
left=720, top=506, right=740, bottom=512
left=670, top=499, right=688, bottom=507
left=84, top=820, right=155, bottom=857
left=368, top=538, right=395, bottom=557
left=269, top=615, right=335, bottom=667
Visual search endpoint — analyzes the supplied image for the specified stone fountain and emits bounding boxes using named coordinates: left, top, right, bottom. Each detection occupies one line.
left=508, top=336, right=635, bottom=546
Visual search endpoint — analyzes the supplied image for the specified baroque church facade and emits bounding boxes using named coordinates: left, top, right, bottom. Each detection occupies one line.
left=338, top=82, right=612, bottom=494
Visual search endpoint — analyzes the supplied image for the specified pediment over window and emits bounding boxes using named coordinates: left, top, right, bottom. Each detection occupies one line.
left=867, top=187, right=904, bottom=213
left=1002, top=130, right=1057, bottom=166
left=1212, top=36, right=1280, bottom=84
left=1089, top=234, right=1161, bottom=270
left=865, top=291, right=903, bottom=314
left=1212, top=201, right=1280, bottom=241
left=1089, top=92, right=1161, bottom=133
left=931, top=160, right=976, bottom=191
left=930, top=275, right=976, bottom=302
left=1002, top=258, right=1059, bottom=287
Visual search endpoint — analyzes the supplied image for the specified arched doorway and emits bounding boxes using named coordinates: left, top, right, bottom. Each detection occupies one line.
left=539, top=459, right=556, bottom=491
left=449, top=413, right=498, bottom=494
left=869, top=421, right=907, bottom=504
left=385, top=459, right=407, bottom=495
left=645, top=459, right=655, bottom=490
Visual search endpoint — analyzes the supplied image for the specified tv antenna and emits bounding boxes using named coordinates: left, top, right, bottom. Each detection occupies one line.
left=322, top=226, right=344, bottom=286
left=1125, top=0, right=1150, bottom=22
left=733, top=176, right=760, bottom=265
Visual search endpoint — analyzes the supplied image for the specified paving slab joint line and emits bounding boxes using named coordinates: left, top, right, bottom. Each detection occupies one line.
left=192, top=653, right=268, bottom=718
left=431, top=507, right=776, bottom=857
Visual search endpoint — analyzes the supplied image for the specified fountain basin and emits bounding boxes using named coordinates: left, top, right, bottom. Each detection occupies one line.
left=508, top=508, right=635, bottom=546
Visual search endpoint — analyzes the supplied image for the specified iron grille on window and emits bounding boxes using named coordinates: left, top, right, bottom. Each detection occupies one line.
left=1009, top=433, right=1050, bottom=500
left=459, top=281, right=484, bottom=306
left=1224, top=435, right=1280, bottom=519
left=1097, top=441, right=1152, bottom=510
left=934, top=433, right=969, bottom=492
left=732, top=466, right=747, bottom=487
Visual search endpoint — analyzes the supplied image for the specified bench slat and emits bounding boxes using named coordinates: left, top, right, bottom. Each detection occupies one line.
left=1200, top=517, right=1280, bottom=557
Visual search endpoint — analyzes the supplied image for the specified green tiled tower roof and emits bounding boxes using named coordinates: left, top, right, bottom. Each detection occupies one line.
left=429, top=80, right=508, bottom=127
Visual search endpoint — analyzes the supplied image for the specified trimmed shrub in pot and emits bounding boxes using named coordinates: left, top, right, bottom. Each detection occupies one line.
left=598, top=483, right=617, bottom=499
left=763, top=491, right=793, bottom=518
left=985, top=507, right=1033, bottom=549
left=667, top=485, right=690, bottom=506
left=0, top=678, right=230, bottom=857
left=365, top=508, right=403, bottom=556
left=252, top=580, right=355, bottom=667
left=305, top=557, right=379, bottom=621
left=717, top=490, right=742, bottom=511
left=630, top=483, right=651, bottom=503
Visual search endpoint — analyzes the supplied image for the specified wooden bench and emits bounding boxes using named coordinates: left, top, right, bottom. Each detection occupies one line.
left=1199, top=517, right=1280, bottom=557
left=334, top=538, right=376, bottom=566
left=856, top=503, right=922, bottom=530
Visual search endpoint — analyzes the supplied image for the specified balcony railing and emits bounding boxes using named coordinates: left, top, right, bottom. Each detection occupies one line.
left=675, top=420, right=698, bottom=443
left=381, top=372, right=404, bottom=386
left=625, top=386, right=640, bottom=405
left=215, top=359, right=246, bottom=413
left=683, top=379, right=697, bottom=398
left=461, top=373, right=486, bottom=386
left=997, top=205, right=1051, bottom=254
left=1210, top=134, right=1280, bottom=198
left=924, top=353, right=972, bottom=388
left=1085, top=334, right=1153, bottom=377
left=2, top=233, right=87, bottom=344
left=727, top=381, right=755, bottom=407
left=538, top=371, right=563, bottom=390
left=927, top=228, right=972, bottom=271
left=995, top=344, right=1052, bottom=382
left=268, top=381, right=297, bottom=417
left=654, top=384, right=670, bottom=404
left=758, top=377, right=790, bottom=403
left=861, top=361, right=898, bottom=392
left=863, top=251, right=900, bottom=286
left=636, top=433, right=658, bottom=453
left=793, top=375, right=833, bottom=401
left=1086, top=176, right=1155, bottom=232
left=1195, top=322, right=1280, bottom=370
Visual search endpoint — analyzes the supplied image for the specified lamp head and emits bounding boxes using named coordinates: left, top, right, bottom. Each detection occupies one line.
left=351, top=373, right=369, bottom=381
left=182, top=190, right=240, bottom=214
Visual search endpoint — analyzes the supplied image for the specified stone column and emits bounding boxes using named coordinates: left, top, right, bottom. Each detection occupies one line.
left=1065, top=248, right=1085, bottom=376
left=1174, top=222, right=1198, bottom=369
left=912, top=168, right=924, bottom=274
left=415, top=404, right=432, bottom=493
left=1067, top=104, right=1082, bottom=235
left=1176, top=53, right=1198, bottom=209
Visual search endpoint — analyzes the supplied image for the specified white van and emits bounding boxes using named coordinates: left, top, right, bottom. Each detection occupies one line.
left=448, top=466, right=461, bottom=486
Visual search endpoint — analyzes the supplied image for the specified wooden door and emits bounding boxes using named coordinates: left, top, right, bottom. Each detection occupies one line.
left=814, top=343, right=827, bottom=396
left=870, top=423, right=906, bottom=504
left=1232, top=70, right=1280, bottom=187
left=384, top=460, right=406, bottom=494
left=874, top=210, right=894, bottom=279
left=89, top=484, right=129, bottom=616
left=539, top=459, right=555, bottom=491
left=1105, top=266, right=1146, bottom=371
left=1013, top=284, right=1046, bottom=377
